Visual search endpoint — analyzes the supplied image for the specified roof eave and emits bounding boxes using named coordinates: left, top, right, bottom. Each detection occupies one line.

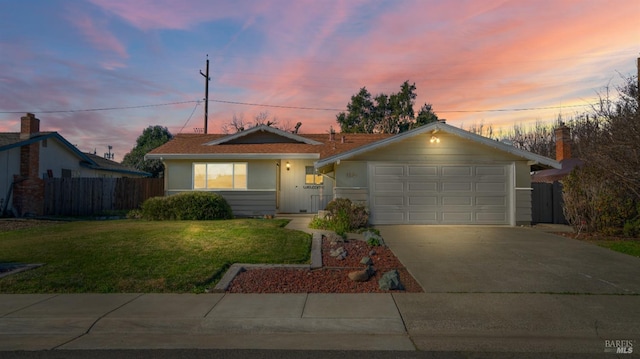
left=146, top=153, right=320, bottom=160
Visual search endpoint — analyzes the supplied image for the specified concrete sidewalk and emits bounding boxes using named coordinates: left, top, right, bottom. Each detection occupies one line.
left=2, top=292, right=638, bottom=353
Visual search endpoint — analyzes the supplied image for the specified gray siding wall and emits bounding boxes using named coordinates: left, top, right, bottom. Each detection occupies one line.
left=165, top=189, right=276, bottom=217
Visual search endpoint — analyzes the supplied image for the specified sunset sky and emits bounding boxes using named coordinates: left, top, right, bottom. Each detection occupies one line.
left=1, top=0, right=638, bottom=161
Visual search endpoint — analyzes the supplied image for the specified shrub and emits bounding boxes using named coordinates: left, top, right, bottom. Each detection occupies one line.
left=140, top=192, right=233, bottom=220
left=563, top=164, right=638, bottom=234
left=313, top=198, right=370, bottom=236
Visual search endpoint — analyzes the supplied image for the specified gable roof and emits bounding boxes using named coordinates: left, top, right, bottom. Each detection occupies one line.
left=315, top=121, right=561, bottom=170
left=146, top=130, right=392, bottom=160
left=204, top=125, right=323, bottom=145
left=0, top=131, right=150, bottom=177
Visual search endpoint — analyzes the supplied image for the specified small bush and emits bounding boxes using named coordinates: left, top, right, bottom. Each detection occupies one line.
left=623, top=218, right=640, bottom=238
left=140, top=192, right=233, bottom=220
left=311, top=198, right=370, bottom=236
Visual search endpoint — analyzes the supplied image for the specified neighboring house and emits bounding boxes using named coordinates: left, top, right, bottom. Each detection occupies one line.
left=0, top=113, right=150, bottom=216
left=531, top=124, right=584, bottom=183
left=147, top=121, right=559, bottom=226
left=530, top=124, right=583, bottom=224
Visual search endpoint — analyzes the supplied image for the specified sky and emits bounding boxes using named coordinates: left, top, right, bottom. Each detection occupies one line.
left=1, top=0, right=638, bottom=162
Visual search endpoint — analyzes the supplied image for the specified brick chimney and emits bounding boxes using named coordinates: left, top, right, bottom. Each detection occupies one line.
left=20, top=113, right=40, bottom=140
left=555, top=124, right=571, bottom=161
left=13, top=113, right=44, bottom=216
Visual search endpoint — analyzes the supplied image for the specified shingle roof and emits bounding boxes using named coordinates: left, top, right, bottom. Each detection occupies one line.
left=82, top=153, right=151, bottom=177
left=147, top=131, right=393, bottom=159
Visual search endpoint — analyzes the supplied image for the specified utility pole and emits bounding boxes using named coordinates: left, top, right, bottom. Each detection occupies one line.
left=200, top=55, right=211, bottom=134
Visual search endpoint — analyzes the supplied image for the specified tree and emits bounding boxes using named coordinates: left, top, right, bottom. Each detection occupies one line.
left=415, top=103, right=439, bottom=127
left=561, top=74, right=640, bottom=235
left=222, top=111, right=296, bottom=134
left=336, top=81, right=433, bottom=134
left=122, top=125, right=173, bottom=177
left=336, top=87, right=375, bottom=133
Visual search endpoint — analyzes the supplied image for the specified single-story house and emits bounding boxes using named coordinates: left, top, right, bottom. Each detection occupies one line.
left=1, top=113, right=150, bottom=216
left=147, top=121, right=559, bottom=226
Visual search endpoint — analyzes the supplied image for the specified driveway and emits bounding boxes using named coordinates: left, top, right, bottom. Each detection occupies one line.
left=377, top=226, right=640, bottom=294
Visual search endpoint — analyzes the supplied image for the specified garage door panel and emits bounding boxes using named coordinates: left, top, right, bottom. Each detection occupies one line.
left=408, top=212, right=438, bottom=222
left=373, top=195, right=404, bottom=206
left=408, top=181, right=437, bottom=191
left=442, top=212, right=473, bottom=223
left=442, top=182, right=472, bottom=192
left=374, top=166, right=404, bottom=176
left=442, top=166, right=472, bottom=176
left=408, top=166, right=438, bottom=176
left=442, top=196, right=473, bottom=206
left=408, top=196, right=437, bottom=205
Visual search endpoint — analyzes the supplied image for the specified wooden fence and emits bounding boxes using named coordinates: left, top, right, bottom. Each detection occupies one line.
left=531, top=181, right=567, bottom=224
left=43, top=177, right=164, bottom=216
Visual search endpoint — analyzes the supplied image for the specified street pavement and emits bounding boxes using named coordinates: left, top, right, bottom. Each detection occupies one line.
left=0, top=217, right=638, bottom=356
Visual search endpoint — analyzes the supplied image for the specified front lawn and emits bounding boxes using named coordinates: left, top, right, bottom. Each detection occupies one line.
left=592, top=239, right=640, bottom=258
left=0, top=219, right=311, bottom=293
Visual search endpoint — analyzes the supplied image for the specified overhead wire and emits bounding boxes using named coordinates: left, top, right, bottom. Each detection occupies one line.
left=0, top=98, right=593, bottom=116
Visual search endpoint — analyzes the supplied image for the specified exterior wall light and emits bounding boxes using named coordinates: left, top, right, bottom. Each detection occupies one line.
left=286, top=162, right=291, bottom=171
left=430, top=135, right=440, bottom=143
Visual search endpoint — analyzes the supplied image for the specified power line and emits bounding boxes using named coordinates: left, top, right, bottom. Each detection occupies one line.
left=0, top=100, right=200, bottom=114
left=178, top=101, right=201, bottom=134
left=0, top=98, right=593, bottom=116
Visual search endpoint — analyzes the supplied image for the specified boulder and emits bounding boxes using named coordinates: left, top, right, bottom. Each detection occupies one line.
left=379, top=270, right=404, bottom=290
left=360, top=256, right=373, bottom=265
left=329, top=246, right=346, bottom=257
left=348, top=269, right=370, bottom=282
left=348, top=265, right=375, bottom=282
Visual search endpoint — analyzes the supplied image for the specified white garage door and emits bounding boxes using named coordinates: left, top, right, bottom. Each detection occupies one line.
left=370, top=163, right=510, bottom=224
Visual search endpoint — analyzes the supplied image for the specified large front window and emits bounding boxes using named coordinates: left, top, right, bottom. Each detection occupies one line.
left=193, top=163, right=247, bottom=189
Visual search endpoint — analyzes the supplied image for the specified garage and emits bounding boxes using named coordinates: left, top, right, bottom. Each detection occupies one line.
left=369, top=163, right=510, bottom=224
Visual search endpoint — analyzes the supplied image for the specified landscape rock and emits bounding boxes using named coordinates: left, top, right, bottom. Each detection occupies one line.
left=379, top=269, right=404, bottom=290
left=329, top=246, right=346, bottom=257
left=369, top=249, right=377, bottom=256
left=348, top=269, right=370, bottom=282
left=348, top=265, right=375, bottom=282
left=360, top=256, right=373, bottom=265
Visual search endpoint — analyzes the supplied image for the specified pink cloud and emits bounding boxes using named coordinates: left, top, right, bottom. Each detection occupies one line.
left=65, top=8, right=128, bottom=68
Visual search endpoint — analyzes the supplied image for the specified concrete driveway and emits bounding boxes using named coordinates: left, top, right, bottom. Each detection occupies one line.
left=377, top=226, right=640, bottom=294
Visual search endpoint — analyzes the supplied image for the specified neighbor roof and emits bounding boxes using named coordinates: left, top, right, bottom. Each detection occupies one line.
left=0, top=131, right=150, bottom=177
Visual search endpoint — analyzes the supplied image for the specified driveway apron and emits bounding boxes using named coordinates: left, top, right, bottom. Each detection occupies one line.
left=377, top=226, right=640, bottom=294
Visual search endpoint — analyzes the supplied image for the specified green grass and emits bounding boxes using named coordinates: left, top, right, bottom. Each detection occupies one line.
left=0, top=219, right=311, bottom=293
left=594, top=239, right=640, bottom=258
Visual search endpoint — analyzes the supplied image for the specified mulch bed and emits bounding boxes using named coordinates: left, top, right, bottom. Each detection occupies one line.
left=226, top=235, right=423, bottom=293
